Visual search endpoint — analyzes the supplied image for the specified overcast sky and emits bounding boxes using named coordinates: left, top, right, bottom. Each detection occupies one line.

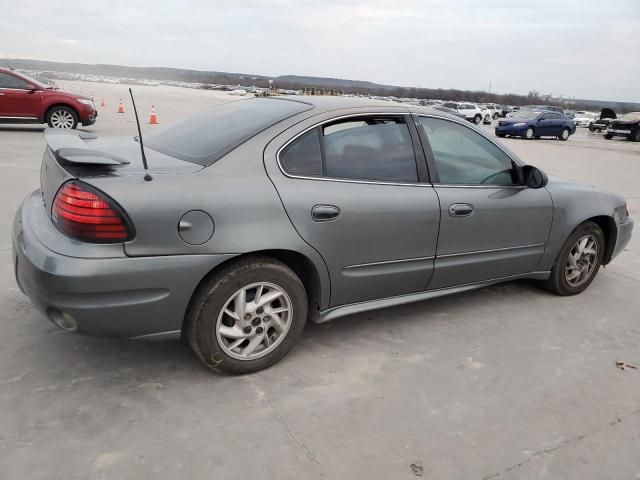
left=1, top=0, right=638, bottom=102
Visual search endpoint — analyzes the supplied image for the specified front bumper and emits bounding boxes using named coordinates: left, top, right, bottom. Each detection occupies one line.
left=495, top=125, right=527, bottom=136
left=13, top=191, right=234, bottom=338
left=81, top=108, right=97, bottom=126
left=611, top=217, right=634, bottom=260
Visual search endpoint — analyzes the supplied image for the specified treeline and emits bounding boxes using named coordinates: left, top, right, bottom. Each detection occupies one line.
left=8, top=58, right=636, bottom=112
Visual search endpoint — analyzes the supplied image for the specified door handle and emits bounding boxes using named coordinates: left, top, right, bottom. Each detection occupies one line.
left=449, top=203, right=474, bottom=217
left=311, top=204, right=340, bottom=222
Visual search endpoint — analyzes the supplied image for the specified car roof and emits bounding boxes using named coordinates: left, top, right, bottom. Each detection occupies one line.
left=275, top=95, right=468, bottom=123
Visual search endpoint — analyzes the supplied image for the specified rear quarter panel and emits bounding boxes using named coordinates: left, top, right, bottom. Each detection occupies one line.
left=84, top=119, right=332, bottom=308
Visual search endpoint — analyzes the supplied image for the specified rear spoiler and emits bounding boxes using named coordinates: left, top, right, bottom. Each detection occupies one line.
left=44, top=129, right=130, bottom=166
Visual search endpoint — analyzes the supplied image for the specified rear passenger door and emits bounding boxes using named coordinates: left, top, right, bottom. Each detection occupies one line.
left=267, top=113, right=441, bottom=307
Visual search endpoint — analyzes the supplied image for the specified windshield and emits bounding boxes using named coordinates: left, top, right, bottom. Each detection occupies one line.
left=511, top=111, right=540, bottom=120
left=144, top=98, right=311, bottom=166
left=620, top=112, right=640, bottom=121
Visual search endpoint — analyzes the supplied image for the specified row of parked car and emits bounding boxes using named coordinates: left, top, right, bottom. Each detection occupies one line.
left=420, top=100, right=640, bottom=143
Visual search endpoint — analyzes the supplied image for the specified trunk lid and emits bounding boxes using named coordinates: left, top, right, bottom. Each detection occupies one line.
left=40, top=129, right=203, bottom=214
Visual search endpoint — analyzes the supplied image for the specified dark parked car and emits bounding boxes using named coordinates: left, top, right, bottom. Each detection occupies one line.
left=495, top=110, right=576, bottom=140
left=0, top=67, right=97, bottom=129
left=604, top=112, right=640, bottom=142
left=588, top=108, right=617, bottom=132
left=13, top=97, right=632, bottom=374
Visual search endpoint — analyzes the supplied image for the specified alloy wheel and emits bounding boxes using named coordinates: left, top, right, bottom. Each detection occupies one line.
left=215, top=282, right=293, bottom=360
left=561, top=129, right=569, bottom=140
left=50, top=110, right=75, bottom=128
left=564, top=235, right=598, bottom=287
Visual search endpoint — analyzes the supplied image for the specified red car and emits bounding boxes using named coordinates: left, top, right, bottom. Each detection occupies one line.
left=0, top=68, right=97, bottom=129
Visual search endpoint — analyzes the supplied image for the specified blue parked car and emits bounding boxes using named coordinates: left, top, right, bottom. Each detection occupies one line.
left=495, top=110, right=576, bottom=141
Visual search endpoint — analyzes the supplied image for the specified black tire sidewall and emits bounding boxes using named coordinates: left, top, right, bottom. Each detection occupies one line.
left=188, top=259, right=307, bottom=375
left=474, top=115, right=482, bottom=124
left=548, top=222, right=605, bottom=296
left=47, top=106, right=78, bottom=129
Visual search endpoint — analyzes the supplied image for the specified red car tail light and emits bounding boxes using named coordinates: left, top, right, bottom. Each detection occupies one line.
left=52, top=181, right=134, bottom=243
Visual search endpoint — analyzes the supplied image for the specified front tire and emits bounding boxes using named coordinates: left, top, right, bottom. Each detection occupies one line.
left=524, top=127, right=535, bottom=139
left=186, top=256, right=308, bottom=374
left=474, top=114, right=482, bottom=124
left=46, top=106, right=78, bottom=129
left=545, top=222, right=605, bottom=296
left=604, top=133, right=613, bottom=139
left=559, top=128, right=570, bottom=141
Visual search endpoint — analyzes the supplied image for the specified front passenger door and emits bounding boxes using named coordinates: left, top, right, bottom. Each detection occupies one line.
left=415, top=115, right=553, bottom=289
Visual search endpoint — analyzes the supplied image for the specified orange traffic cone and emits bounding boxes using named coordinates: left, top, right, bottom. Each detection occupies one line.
left=100, top=97, right=105, bottom=107
left=117, top=98, right=124, bottom=114
left=149, top=105, right=158, bottom=124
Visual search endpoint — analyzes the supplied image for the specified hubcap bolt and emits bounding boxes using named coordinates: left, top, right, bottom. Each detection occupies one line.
left=252, top=317, right=261, bottom=326
left=264, top=316, right=271, bottom=323
left=256, top=307, right=264, bottom=314
left=256, top=327, right=264, bottom=334
left=242, top=326, right=252, bottom=334
left=243, top=313, right=252, bottom=320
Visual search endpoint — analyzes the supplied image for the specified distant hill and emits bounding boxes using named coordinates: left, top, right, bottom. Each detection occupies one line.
left=4, top=58, right=383, bottom=90
left=5, top=58, right=639, bottom=111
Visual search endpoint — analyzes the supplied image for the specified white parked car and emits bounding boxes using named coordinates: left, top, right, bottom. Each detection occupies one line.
left=443, top=102, right=484, bottom=124
left=572, top=111, right=596, bottom=127
left=482, top=104, right=502, bottom=120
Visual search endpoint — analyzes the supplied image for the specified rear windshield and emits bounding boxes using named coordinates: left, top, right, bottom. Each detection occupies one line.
left=144, top=98, right=311, bottom=165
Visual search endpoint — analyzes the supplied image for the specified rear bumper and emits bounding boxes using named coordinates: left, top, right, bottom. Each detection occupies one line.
left=13, top=191, right=234, bottom=338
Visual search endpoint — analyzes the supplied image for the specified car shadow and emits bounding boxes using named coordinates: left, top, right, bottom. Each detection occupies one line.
left=0, top=125, right=46, bottom=133
left=16, top=279, right=549, bottom=384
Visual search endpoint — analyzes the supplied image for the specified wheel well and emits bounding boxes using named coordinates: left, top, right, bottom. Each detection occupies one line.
left=587, top=216, right=617, bottom=264
left=44, top=103, right=78, bottom=122
left=184, top=249, right=323, bottom=333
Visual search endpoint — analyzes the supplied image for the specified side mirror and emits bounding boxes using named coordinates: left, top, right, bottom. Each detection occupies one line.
left=26, top=85, right=38, bottom=93
left=522, top=165, right=548, bottom=189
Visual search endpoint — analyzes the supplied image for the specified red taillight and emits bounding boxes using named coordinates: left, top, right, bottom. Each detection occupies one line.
left=52, top=181, right=133, bottom=243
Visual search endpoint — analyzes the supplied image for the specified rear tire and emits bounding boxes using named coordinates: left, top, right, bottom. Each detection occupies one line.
left=185, top=256, right=308, bottom=375
left=46, top=106, right=78, bottom=129
left=604, top=133, right=613, bottom=140
left=631, top=129, right=640, bottom=142
left=544, top=222, right=605, bottom=296
left=496, top=133, right=506, bottom=138
left=474, top=114, right=482, bottom=124
left=493, top=112, right=499, bottom=120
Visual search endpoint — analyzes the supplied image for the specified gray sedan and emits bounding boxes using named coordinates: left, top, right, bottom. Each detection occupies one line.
left=13, top=97, right=633, bottom=374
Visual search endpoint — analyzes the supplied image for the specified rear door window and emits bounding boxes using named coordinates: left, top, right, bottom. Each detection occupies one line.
left=321, top=116, right=418, bottom=183
left=279, top=129, right=323, bottom=176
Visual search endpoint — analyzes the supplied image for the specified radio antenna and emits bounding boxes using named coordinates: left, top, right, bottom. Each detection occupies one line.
left=128, top=88, right=152, bottom=182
